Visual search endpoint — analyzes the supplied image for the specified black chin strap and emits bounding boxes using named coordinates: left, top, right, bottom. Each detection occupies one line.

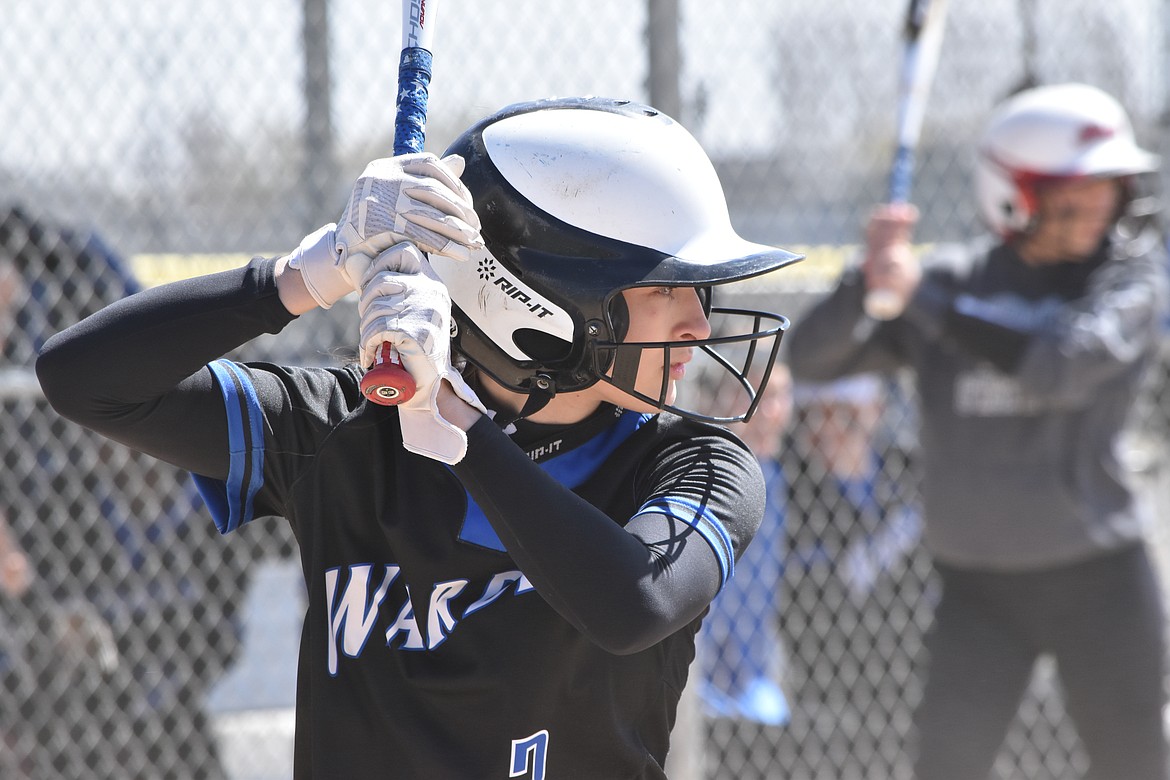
left=609, top=344, right=642, bottom=398
left=492, top=375, right=556, bottom=429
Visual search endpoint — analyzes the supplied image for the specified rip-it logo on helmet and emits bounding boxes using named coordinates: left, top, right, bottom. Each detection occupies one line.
left=475, top=256, right=556, bottom=320
left=431, top=247, right=574, bottom=365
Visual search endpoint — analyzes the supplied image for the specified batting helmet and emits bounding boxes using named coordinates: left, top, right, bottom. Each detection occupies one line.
left=974, top=83, right=1159, bottom=240
left=428, top=97, right=802, bottom=423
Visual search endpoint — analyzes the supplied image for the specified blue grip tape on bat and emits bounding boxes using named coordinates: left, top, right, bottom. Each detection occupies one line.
left=888, top=144, right=915, bottom=205
left=393, top=47, right=432, bottom=156
left=361, top=46, right=434, bottom=406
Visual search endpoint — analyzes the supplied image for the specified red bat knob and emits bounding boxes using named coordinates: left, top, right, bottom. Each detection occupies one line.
left=361, top=341, right=417, bottom=405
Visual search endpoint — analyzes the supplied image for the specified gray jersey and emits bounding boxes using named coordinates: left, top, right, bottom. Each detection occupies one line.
left=786, top=235, right=1169, bottom=570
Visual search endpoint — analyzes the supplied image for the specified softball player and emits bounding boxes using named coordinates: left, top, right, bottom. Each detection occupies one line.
left=787, top=83, right=1170, bottom=780
left=38, top=98, right=802, bottom=778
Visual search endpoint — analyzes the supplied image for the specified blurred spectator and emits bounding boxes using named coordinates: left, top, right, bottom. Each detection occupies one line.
left=0, top=204, right=239, bottom=778
left=698, top=362, right=793, bottom=727
left=686, top=361, right=792, bottom=780
left=0, top=512, right=31, bottom=600
left=0, top=508, right=32, bottom=776
left=0, top=204, right=142, bottom=365
left=786, top=84, right=1169, bottom=779
left=0, top=259, right=20, bottom=360
left=787, top=374, right=922, bottom=601
left=777, top=373, right=926, bottom=778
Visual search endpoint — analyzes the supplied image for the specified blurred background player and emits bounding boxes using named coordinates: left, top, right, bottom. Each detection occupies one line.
left=785, top=83, right=1169, bottom=780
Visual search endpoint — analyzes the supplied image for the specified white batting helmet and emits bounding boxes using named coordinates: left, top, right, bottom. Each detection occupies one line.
left=974, top=83, right=1159, bottom=239
left=430, top=97, right=803, bottom=423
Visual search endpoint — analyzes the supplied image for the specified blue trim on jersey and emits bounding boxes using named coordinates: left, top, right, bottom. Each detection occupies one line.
left=458, top=411, right=652, bottom=552
left=633, top=496, right=736, bottom=589
left=193, top=360, right=266, bottom=534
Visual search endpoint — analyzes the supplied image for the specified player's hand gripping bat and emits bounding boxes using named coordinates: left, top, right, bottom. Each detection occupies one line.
left=864, top=0, right=949, bottom=321
left=359, top=0, right=440, bottom=405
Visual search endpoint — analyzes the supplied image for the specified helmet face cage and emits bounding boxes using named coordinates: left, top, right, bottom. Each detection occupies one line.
left=433, top=96, right=804, bottom=423
left=1112, top=171, right=1165, bottom=258
left=980, top=158, right=1163, bottom=257
left=590, top=298, right=790, bottom=424
left=981, top=154, right=1140, bottom=238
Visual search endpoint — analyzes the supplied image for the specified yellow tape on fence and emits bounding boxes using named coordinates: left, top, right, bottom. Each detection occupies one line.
left=131, top=245, right=925, bottom=291
left=128, top=253, right=264, bottom=288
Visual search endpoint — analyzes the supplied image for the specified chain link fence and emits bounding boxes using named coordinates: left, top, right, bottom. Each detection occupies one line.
left=2, top=1, right=1169, bottom=777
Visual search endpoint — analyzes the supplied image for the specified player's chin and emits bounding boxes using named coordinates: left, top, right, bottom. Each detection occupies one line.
left=628, top=377, right=679, bottom=414
left=600, top=364, right=682, bottom=413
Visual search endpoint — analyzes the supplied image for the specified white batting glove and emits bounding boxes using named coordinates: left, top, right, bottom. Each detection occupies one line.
left=284, top=223, right=351, bottom=309
left=286, top=153, right=482, bottom=310
left=337, top=152, right=483, bottom=264
left=358, top=243, right=487, bottom=465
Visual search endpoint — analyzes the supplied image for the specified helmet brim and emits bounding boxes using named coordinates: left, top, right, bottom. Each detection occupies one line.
left=640, top=243, right=805, bottom=287
left=1073, top=139, right=1159, bottom=178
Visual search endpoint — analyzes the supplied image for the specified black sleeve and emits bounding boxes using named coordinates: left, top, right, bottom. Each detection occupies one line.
left=902, top=245, right=1168, bottom=380
left=902, top=275, right=1031, bottom=372
left=787, top=246, right=1031, bottom=378
left=1013, top=250, right=1168, bottom=401
left=784, top=268, right=915, bottom=382
left=451, top=416, right=763, bottom=655
left=36, top=257, right=297, bottom=478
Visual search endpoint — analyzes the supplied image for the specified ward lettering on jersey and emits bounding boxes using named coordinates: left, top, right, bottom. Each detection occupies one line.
left=950, top=293, right=1071, bottom=416
left=324, top=564, right=535, bottom=675
left=954, top=365, right=1053, bottom=416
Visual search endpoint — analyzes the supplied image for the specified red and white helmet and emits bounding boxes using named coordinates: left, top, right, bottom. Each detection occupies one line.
left=974, top=83, right=1159, bottom=239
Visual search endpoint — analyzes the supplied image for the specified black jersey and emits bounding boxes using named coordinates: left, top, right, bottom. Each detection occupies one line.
left=36, top=257, right=766, bottom=779
left=787, top=237, right=1168, bottom=569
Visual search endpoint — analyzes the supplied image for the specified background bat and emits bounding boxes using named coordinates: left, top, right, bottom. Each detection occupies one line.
left=360, top=0, right=441, bottom=405
left=864, top=0, right=950, bottom=321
